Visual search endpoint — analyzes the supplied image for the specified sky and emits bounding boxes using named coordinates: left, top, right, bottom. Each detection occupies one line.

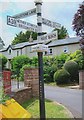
left=0, top=0, right=83, bottom=47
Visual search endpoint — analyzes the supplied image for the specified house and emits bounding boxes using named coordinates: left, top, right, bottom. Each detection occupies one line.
left=47, top=37, right=80, bottom=56
left=0, top=37, right=80, bottom=68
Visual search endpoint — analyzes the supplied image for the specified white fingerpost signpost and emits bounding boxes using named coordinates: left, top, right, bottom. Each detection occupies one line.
left=7, top=0, right=61, bottom=119
left=34, top=0, right=46, bottom=119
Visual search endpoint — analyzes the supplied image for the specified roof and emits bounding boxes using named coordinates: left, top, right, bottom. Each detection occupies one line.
left=48, top=37, right=80, bottom=47
left=0, top=40, right=44, bottom=52
left=0, top=37, right=80, bottom=52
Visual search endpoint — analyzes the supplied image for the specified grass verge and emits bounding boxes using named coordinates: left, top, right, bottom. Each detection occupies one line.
left=22, top=98, right=73, bottom=118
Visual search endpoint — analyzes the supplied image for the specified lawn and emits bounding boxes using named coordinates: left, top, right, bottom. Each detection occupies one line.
left=22, top=98, right=72, bottom=119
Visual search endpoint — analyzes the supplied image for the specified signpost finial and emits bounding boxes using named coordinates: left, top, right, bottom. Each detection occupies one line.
left=34, top=0, right=43, bottom=4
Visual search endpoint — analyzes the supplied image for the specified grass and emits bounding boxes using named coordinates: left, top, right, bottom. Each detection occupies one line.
left=22, top=98, right=72, bottom=118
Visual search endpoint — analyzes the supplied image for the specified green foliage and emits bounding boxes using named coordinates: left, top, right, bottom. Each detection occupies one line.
left=64, top=60, right=79, bottom=83
left=53, top=26, right=69, bottom=39
left=11, top=31, right=46, bottom=45
left=66, top=50, right=81, bottom=61
left=77, top=54, right=84, bottom=70
left=11, top=55, right=31, bottom=76
left=44, top=64, right=57, bottom=83
left=0, top=88, right=10, bottom=104
left=31, top=57, right=38, bottom=67
left=66, top=50, right=84, bottom=70
left=11, top=50, right=84, bottom=84
left=11, top=31, right=37, bottom=45
left=54, top=69, right=70, bottom=85
left=53, top=53, right=69, bottom=69
left=0, top=54, right=7, bottom=70
left=43, top=53, right=68, bottom=83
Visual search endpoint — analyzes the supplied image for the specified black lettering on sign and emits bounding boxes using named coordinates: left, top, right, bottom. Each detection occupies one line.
left=7, top=16, right=16, bottom=27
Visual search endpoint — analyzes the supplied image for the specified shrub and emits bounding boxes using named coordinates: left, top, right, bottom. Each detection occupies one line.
left=0, top=54, right=7, bottom=70
left=64, top=60, right=79, bottom=83
left=66, top=50, right=81, bottom=62
left=66, top=50, right=84, bottom=70
left=53, top=53, right=69, bottom=69
left=44, top=64, right=57, bottom=83
left=54, top=69, right=70, bottom=85
left=11, top=55, right=31, bottom=76
left=75, top=53, right=84, bottom=70
left=31, top=57, right=38, bottom=67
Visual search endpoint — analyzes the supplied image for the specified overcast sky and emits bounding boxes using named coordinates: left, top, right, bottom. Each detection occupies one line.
left=0, top=0, right=83, bottom=47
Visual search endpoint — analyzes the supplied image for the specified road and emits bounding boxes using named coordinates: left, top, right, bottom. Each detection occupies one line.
left=45, top=85, right=83, bottom=118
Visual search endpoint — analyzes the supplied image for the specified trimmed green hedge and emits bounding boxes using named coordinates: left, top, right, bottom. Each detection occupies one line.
left=54, top=69, right=70, bottom=85
left=64, top=60, right=79, bottom=83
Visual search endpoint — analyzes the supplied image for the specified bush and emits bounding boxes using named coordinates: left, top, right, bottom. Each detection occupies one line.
left=54, top=69, right=70, bottom=85
left=0, top=54, right=7, bottom=70
left=11, top=55, right=31, bottom=76
left=31, top=57, right=38, bottom=67
left=53, top=53, right=69, bottom=69
left=66, top=50, right=84, bottom=70
left=64, top=60, right=79, bottom=83
left=44, top=64, right=57, bottom=83
left=66, top=50, right=81, bottom=62
left=75, top=54, right=84, bottom=70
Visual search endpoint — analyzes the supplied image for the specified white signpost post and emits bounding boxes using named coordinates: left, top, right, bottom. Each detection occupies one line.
left=13, top=8, right=36, bottom=19
left=7, top=16, right=37, bottom=32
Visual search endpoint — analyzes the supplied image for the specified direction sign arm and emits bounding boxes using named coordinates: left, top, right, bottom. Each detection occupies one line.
left=12, top=8, right=36, bottom=19
left=42, top=17, right=61, bottom=29
left=7, top=16, right=37, bottom=32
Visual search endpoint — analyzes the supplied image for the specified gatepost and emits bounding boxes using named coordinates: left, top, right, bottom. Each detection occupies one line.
left=3, top=70, right=11, bottom=94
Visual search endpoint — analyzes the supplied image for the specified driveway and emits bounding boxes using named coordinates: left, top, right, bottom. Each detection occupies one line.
left=45, top=85, right=83, bottom=118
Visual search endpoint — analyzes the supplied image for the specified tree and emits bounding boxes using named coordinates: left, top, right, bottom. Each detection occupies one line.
left=53, top=26, right=69, bottom=39
left=72, top=1, right=84, bottom=50
left=12, top=31, right=37, bottom=45
left=0, top=54, right=7, bottom=70
left=12, top=31, right=46, bottom=45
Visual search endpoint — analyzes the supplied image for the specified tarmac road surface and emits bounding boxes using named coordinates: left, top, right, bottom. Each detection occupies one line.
left=45, top=85, right=83, bottom=119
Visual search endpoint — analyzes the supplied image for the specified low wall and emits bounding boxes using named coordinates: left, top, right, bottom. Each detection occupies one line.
left=12, top=87, right=32, bottom=104
left=24, top=68, right=39, bottom=97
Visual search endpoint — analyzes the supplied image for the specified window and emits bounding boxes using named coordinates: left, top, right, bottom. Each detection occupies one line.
left=45, top=48, right=52, bottom=55
left=45, top=51, right=47, bottom=55
left=9, top=49, right=11, bottom=55
left=49, top=49, right=52, bottom=54
left=17, top=51, right=19, bottom=56
left=63, top=46, right=68, bottom=53
left=21, top=49, right=22, bottom=55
